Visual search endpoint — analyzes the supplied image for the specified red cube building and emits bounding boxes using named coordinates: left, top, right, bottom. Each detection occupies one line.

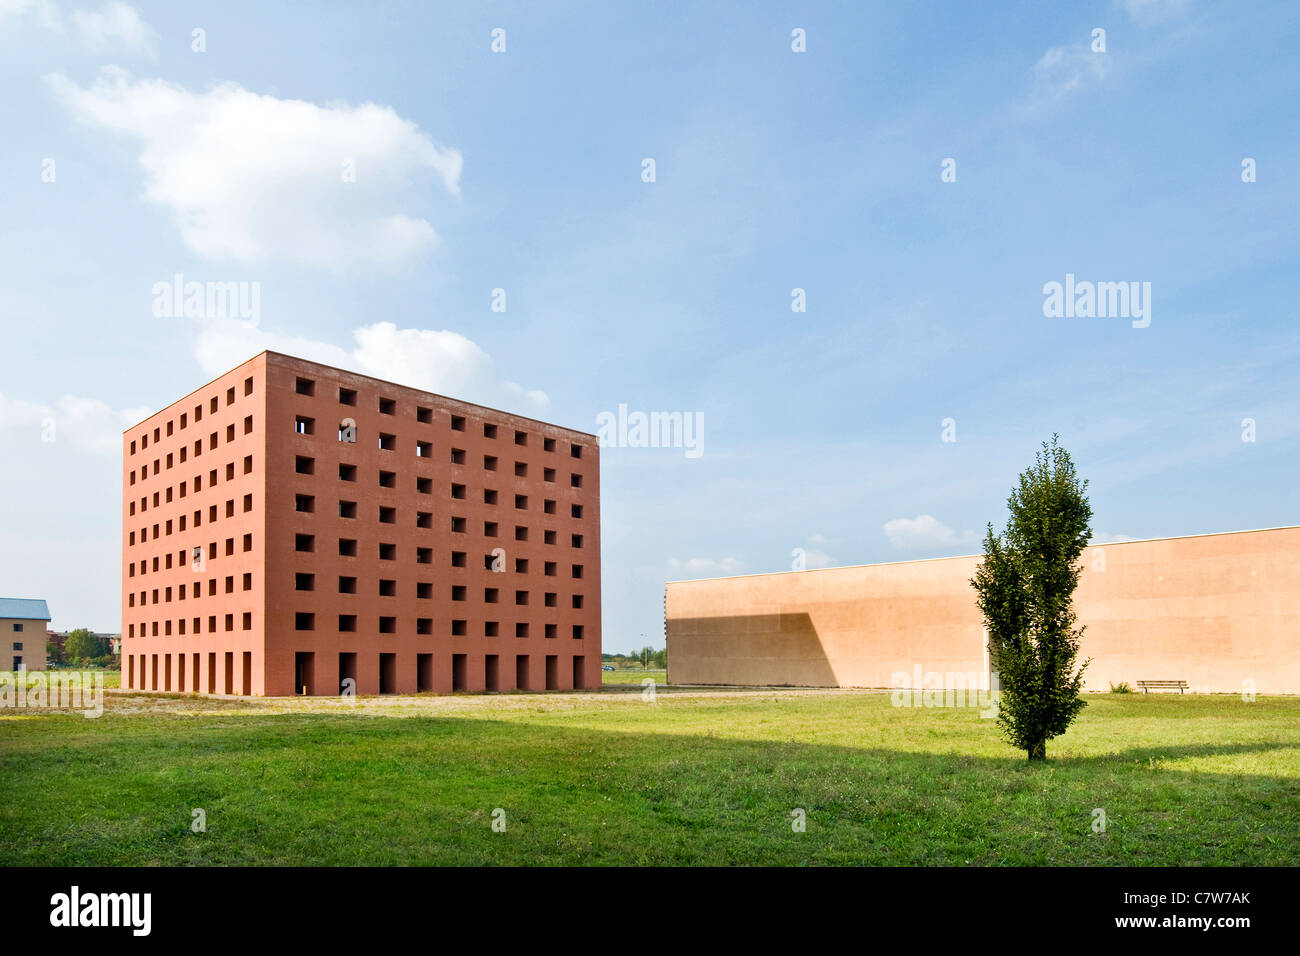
left=121, top=351, right=601, bottom=696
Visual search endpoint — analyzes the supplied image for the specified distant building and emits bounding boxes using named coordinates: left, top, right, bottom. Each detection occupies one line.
left=0, top=599, right=52, bottom=671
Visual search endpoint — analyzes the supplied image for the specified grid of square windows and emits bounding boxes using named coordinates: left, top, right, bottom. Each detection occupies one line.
left=124, top=373, right=259, bottom=648
left=281, top=373, right=595, bottom=644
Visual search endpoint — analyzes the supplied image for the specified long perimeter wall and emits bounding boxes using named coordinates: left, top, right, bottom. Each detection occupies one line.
left=665, top=526, right=1300, bottom=695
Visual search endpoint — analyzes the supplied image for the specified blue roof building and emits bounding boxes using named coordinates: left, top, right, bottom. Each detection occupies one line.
left=1, top=598, right=50, bottom=670
left=0, top=598, right=52, bottom=621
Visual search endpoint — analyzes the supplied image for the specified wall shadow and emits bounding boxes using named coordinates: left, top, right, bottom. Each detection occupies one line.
left=668, top=612, right=840, bottom=687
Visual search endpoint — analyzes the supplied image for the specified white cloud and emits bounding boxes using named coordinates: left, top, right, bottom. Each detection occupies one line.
left=666, top=557, right=745, bottom=579
left=192, top=318, right=549, bottom=412
left=0, top=392, right=151, bottom=455
left=883, top=514, right=967, bottom=551
left=797, top=544, right=837, bottom=569
left=802, top=549, right=837, bottom=569
left=46, top=68, right=463, bottom=269
left=72, top=2, right=156, bottom=56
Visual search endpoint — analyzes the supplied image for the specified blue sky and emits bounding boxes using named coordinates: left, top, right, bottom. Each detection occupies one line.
left=1, top=0, right=1297, bottom=650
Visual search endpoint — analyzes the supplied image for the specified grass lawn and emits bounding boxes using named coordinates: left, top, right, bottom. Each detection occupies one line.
left=0, top=668, right=120, bottom=689
left=598, top=668, right=667, bottom=685
left=0, top=685, right=1296, bottom=866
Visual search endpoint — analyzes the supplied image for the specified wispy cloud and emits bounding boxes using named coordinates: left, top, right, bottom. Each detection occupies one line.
left=0, top=0, right=62, bottom=31
left=1, top=0, right=159, bottom=54
left=0, top=392, right=151, bottom=454
left=883, top=515, right=974, bottom=552
left=1091, top=531, right=1138, bottom=543
left=795, top=534, right=837, bottom=569
left=1031, top=41, right=1111, bottom=99
left=666, top=556, right=745, bottom=579
left=72, top=1, right=156, bottom=56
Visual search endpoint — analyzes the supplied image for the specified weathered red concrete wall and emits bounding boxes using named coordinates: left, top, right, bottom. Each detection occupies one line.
left=122, top=351, right=601, bottom=696
left=666, top=527, right=1300, bottom=695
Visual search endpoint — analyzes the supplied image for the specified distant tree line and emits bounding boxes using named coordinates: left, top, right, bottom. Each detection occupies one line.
left=46, top=629, right=117, bottom=668
left=601, top=647, right=667, bottom=669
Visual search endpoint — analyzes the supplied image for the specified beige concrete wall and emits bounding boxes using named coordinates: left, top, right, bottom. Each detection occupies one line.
left=666, top=526, right=1300, bottom=695
left=0, top=619, right=47, bottom=671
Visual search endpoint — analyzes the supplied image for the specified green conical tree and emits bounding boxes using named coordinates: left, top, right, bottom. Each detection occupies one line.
left=972, top=435, right=1093, bottom=760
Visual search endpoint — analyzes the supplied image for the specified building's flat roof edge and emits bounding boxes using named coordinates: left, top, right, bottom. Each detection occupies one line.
left=665, top=524, right=1300, bottom=585
left=261, top=351, right=600, bottom=439
left=122, top=349, right=600, bottom=440
left=120, top=351, right=266, bottom=434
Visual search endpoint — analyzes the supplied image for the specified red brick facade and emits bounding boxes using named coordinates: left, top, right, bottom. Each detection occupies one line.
left=122, top=351, right=601, bottom=696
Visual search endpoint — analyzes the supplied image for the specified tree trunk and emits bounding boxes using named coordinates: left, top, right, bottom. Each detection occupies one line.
left=1028, top=739, right=1046, bottom=760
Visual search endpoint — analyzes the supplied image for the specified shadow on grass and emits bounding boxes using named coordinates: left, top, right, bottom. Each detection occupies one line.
left=1070, top=740, right=1296, bottom=764
left=0, top=709, right=1296, bottom=866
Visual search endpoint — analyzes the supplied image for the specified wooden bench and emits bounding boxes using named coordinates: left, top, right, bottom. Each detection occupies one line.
left=1137, top=680, right=1188, bottom=694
